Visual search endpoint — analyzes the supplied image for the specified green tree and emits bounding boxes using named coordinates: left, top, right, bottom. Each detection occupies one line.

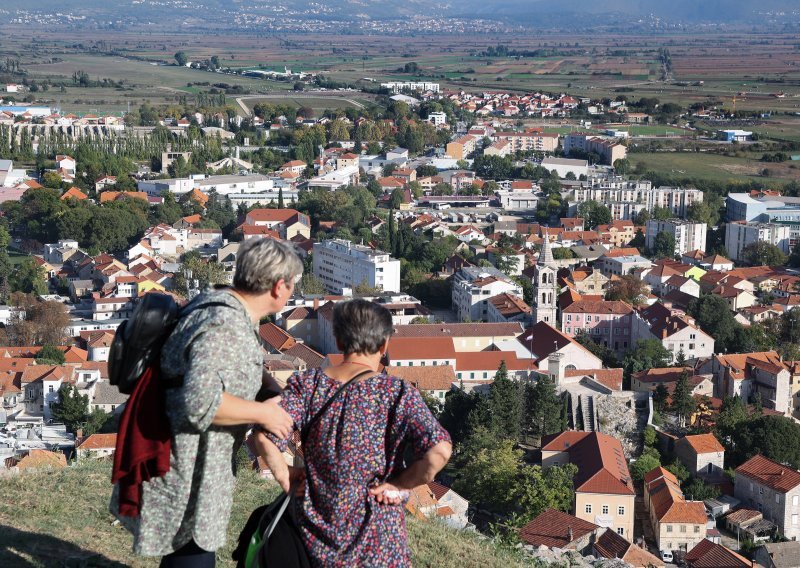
left=623, top=339, right=671, bottom=379
left=643, top=425, right=657, bottom=447
left=577, top=200, right=612, bottom=229
left=174, top=253, right=227, bottom=296
left=36, top=345, right=65, bottom=365
left=515, top=463, right=578, bottom=523
left=50, top=384, right=89, bottom=433
left=652, top=206, right=672, bottom=221
left=524, top=375, right=562, bottom=443
left=683, top=477, right=720, bottom=501
left=630, top=447, right=661, bottom=481
left=671, top=371, right=696, bottom=427
left=688, top=294, right=739, bottom=353
left=741, top=241, right=787, bottom=266
left=666, top=460, right=690, bottom=484
left=651, top=231, right=676, bottom=259
left=489, top=362, right=522, bottom=440
left=439, top=387, right=482, bottom=446
left=299, top=273, right=326, bottom=295
left=11, top=258, right=47, bottom=295
left=453, top=438, right=521, bottom=512
left=613, top=158, right=631, bottom=175
left=174, top=51, right=189, bottom=66
left=714, top=395, right=749, bottom=448
left=653, top=383, right=670, bottom=413
left=729, top=415, right=800, bottom=469
left=605, top=274, right=648, bottom=304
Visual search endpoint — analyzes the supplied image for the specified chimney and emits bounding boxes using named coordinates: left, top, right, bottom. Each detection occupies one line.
left=76, top=428, right=83, bottom=440
left=313, top=297, right=319, bottom=311
left=567, top=526, right=573, bottom=542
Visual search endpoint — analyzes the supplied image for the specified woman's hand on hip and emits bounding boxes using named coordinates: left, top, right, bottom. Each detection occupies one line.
left=369, top=482, right=409, bottom=506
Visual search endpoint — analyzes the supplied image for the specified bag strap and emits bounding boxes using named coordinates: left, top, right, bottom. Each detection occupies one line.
left=257, top=368, right=377, bottom=548
left=300, top=367, right=375, bottom=444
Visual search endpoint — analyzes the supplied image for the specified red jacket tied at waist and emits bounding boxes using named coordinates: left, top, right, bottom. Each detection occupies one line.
left=112, top=366, right=172, bottom=518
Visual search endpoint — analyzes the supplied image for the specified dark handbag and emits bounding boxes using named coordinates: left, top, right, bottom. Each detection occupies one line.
left=233, top=368, right=376, bottom=568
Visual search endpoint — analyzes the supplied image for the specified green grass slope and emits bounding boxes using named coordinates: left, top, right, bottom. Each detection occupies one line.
left=0, top=460, right=540, bottom=568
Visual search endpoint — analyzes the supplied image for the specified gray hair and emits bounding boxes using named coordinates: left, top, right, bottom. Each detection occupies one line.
left=333, top=299, right=393, bottom=355
left=233, top=238, right=303, bottom=293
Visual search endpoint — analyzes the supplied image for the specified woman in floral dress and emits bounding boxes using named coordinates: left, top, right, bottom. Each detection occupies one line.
left=256, top=299, right=452, bottom=567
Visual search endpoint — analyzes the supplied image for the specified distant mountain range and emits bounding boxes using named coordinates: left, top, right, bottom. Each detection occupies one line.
left=3, top=0, right=797, bottom=26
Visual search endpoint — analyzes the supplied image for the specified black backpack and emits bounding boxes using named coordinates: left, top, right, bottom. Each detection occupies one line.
left=109, top=293, right=230, bottom=394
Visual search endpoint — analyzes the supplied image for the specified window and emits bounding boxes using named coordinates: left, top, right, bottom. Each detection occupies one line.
left=48, top=385, right=54, bottom=393
left=602, top=505, right=609, bottom=515
left=585, top=504, right=592, bottom=514
left=680, top=525, right=686, bottom=533
left=666, top=525, right=673, bottom=533
left=616, top=528, right=624, bottom=536
left=794, top=495, right=799, bottom=507
left=618, top=506, right=625, bottom=516
left=694, top=525, right=700, bottom=533
left=777, top=494, right=781, bottom=504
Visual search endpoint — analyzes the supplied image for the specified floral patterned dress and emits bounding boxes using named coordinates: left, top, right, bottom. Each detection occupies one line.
left=269, top=368, right=451, bottom=567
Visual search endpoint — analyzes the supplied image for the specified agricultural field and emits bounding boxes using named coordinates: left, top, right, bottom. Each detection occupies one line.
left=239, top=95, right=375, bottom=114
left=628, top=151, right=800, bottom=185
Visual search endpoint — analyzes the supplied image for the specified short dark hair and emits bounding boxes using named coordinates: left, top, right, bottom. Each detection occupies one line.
left=333, top=299, right=393, bottom=355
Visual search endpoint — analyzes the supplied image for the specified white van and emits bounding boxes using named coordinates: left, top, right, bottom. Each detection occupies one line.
left=660, top=550, right=673, bottom=563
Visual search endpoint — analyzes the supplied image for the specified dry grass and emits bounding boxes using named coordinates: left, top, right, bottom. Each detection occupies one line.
left=0, top=460, right=541, bottom=568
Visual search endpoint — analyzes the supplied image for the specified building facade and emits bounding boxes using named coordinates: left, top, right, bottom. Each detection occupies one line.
left=312, top=240, right=401, bottom=294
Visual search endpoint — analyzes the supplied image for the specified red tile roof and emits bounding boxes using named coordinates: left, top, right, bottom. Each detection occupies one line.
left=258, top=323, right=296, bottom=352
left=542, top=431, right=634, bottom=495
left=685, top=539, right=750, bottom=568
left=77, top=433, right=117, bottom=450
left=562, top=299, right=633, bottom=315
left=386, top=337, right=456, bottom=362
left=679, top=434, right=724, bottom=455
left=645, top=466, right=706, bottom=524
left=385, top=364, right=456, bottom=391
left=564, top=368, right=623, bottom=391
left=735, top=454, right=800, bottom=493
left=427, top=481, right=451, bottom=500
left=518, top=508, right=598, bottom=548
left=594, top=529, right=664, bottom=568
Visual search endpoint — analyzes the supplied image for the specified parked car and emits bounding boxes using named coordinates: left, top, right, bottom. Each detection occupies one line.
left=660, top=550, right=673, bottom=563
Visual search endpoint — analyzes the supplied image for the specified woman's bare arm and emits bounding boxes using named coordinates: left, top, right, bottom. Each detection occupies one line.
left=369, top=441, right=452, bottom=505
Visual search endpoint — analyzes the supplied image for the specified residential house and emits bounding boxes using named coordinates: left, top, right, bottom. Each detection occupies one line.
left=634, top=302, right=715, bottom=363
left=244, top=209, right=311, bottom=240
left=426, top=481, right=470, bottom=530
left=644, top=467, right=708, bottom=554
left=392, top=322, right=524, bottom=352
left=76, top=433, right=117, bottom=459
left=734, top=454, right=800, bottom=541
left=382, top=364, right=457, bottom=402
left=518, top=508, right=601, bottom=554
left=754, top=541, right=800, bottom=568
left=486, top=293, right=531, bottom=324
left=711, top=352, right=793, bottom=417
left=541, top=431, right=635, bottom=540
left=675, top=434, right=725, bottom=479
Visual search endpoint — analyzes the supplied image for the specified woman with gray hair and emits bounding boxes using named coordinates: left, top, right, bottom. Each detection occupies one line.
left=256, top=298, right=452, bottom=567
left=114, top=238, right=303, bottom=568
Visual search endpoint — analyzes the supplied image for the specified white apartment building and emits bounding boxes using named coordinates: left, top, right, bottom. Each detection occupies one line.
left=312, top=240, right=400, bottom=294
left=138, top=174, right=275, bottom=196
left=494, top=132, right=559, bottom=153
left=725, top=222, right=792, bottom=262
left=427, top=112, right=447, bottom=126
left=572, top=182, right=703, bottom=221
left=600, top=254, right=653, bottom=277
left=646, top=219, right=708, bottom=256
left=380, top=82, right=440, bottom=93
left=451, top=266, right=523, bottom=322
left=563, top=134, right=627, bottom=165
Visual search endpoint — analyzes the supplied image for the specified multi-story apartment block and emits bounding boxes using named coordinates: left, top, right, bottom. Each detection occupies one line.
left=572, top=183, right=703, bottom=221
left=644, top=467, right=708, bottom=554
left=563, top=134, right=627, bottom=165
left=451, top=266, right=523, bottom=322
left=542, top=431, right=636, bottom=541
left=312, top=240, right=400, bottom=294
left=446, top=135, right=477, bottom=160
left=494, top=131, right=559, bottom=153
left=725, top=221, right=792, bottom=262
left=646, top=219, right=708, bottom=257
left=735, top=454, right=800, bottom=541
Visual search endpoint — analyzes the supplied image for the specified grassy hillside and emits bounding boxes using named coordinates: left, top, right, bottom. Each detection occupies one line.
left=0, top=460, right=541, bottom=568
